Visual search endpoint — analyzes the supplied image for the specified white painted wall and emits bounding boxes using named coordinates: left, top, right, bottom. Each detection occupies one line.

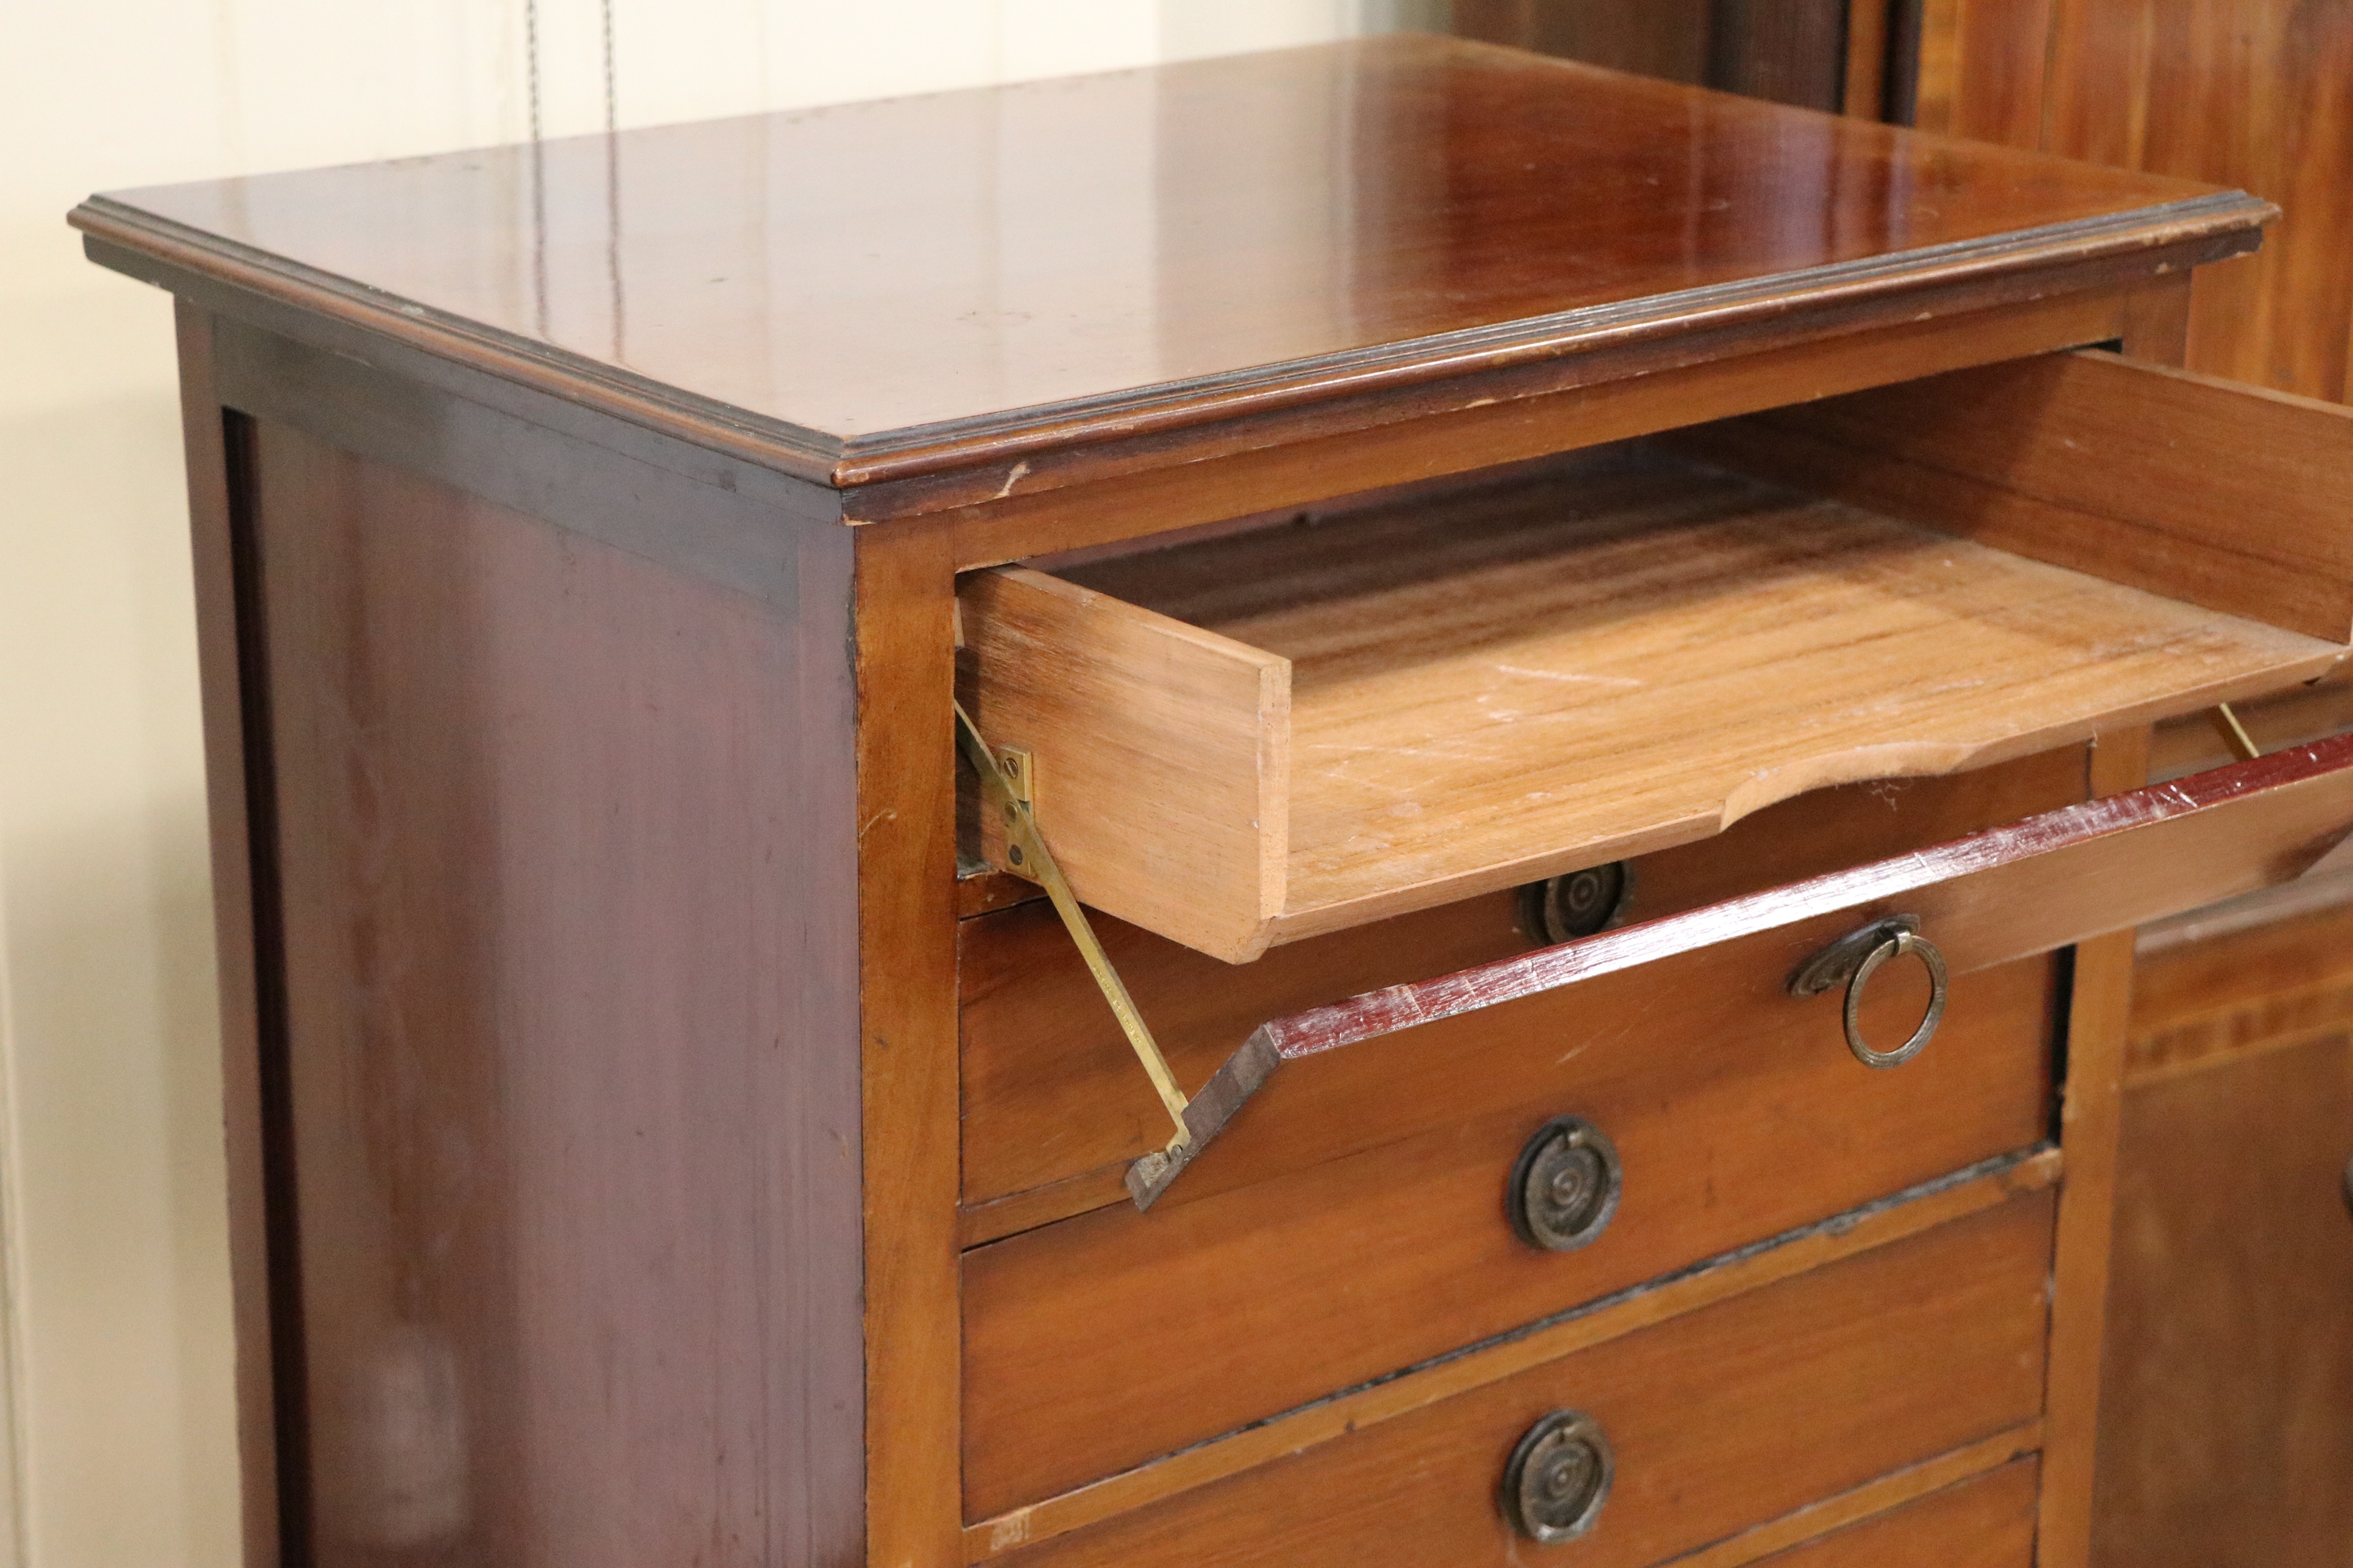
left=0, top=4, right=1427, bottom=1562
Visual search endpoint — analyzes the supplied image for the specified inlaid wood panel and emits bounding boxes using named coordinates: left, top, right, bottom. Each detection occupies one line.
left=2092, top=914, right=2353, bottom=1567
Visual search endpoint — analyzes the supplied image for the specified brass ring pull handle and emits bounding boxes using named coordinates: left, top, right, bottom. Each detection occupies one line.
left=1787, top=915, right=1949, bottom=1070
left=1844, top=928, right=1949, bottom=1069
left=1501, top=1409, right=1614, bottom=1544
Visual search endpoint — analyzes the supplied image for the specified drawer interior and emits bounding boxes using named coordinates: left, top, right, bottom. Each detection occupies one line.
left=959, top=353, right=2352, bottom=962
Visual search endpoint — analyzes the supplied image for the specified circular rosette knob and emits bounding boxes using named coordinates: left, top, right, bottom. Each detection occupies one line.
left=1501, top=1409, right=1615, bottom=1544
left=1508, top=1117, right=1623, bottom=1253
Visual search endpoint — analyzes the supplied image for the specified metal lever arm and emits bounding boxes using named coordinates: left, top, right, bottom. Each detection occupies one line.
left=2208, top=702, right=2262, bottom=764
left=952, top=701, right=1195, bottom=1154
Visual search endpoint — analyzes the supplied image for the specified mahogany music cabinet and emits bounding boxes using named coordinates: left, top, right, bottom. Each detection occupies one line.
left=73, top=34, right=2353, bottom=1568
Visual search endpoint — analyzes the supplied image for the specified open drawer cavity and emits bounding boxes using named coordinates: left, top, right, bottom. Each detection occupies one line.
left=959, top=349, right=2353, bottom=962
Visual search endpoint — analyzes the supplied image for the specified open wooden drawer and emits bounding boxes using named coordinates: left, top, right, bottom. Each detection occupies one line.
left=960, top=349, right=2353, bottom=962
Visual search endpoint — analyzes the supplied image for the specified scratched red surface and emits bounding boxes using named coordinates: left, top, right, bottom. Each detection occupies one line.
left=1255, top=732, right=2353, bottom=1060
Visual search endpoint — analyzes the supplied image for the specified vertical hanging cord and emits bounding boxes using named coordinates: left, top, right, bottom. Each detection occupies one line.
left=602, top=0, right=625, bottom=359
left=526, top=0, right=550, bottom=338
left=601, top=0, right=618, bottom=134
left=525, top=0, right=544, bottom=142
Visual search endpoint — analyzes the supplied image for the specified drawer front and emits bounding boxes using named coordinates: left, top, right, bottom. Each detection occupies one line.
left=991, top=1190, right=2054, bottom=1568
left=961, top=746, right=2088, bottom=1231
left=964, top=954, right=2054, bottom=1513
left=1754, top=1460, right=2038, bottom=1568
left=1116, top=733, right=2353, bottom=1221
left=964, top=736, right=2353, bottom=1519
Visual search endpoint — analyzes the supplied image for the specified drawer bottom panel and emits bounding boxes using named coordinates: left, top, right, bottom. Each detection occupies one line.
left=995, top=1189, right=2054, bottom=1568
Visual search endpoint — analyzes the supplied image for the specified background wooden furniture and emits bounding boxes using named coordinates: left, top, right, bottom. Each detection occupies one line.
left=1912, top=0, right=2353, bottom=402
left=1902, top=6, right=2353, bottom=1560
left=1451, top=0, right=1855, bottom=112
left=2109, top=898, right=2353, bottom=1564
left=1439, top=9, right=2353, bottom=1557
left=74, top=35, right=2353, bottom=1568
left=1464, top=0, right=2353, bottom=402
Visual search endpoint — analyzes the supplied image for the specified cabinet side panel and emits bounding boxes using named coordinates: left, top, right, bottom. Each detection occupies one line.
left=176, top=304, right=286, bottom=1568
left=242, top=415, right=862, bottom=1566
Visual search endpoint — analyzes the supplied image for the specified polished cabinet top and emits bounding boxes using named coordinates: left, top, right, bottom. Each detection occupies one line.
left=76, top=35, right=2259, bottom=487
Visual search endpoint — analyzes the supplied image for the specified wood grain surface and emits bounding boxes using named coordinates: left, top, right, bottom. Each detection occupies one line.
left=959, top=748, right=2088, bottom=1233
left=1681, top=348, right=2353, bottom=640
left=2041, top=0, right=2353, bottom=401
left=958, top=567, right=1287, bottom=959
left=1738, top=1456, right=2040, bottom=1568
left=2128, top=899, right=2353, bottom=1082
left=1242, top=731, right=2353, bottom=1071
left=1913, top=0, right=2055, bottom=144
left=1922, top=0, right=2353, bottom=399
left=1844, top=0, right=1894, bottom=118
left=989, top=1192, right=2054, bottom=1568
left=967, top=1155, right=2059, bottom=1559
left=935, top=279, right=2213, bottom=560
left=1453, top=0, right=1714, bottom=85
left=241, top=418, right=864, bottom=1566
left=175, top=306, right=286, bottom=1568
left=75, top=35, right=2258, bottom=498
left=1708, top=0, right=1852, bottom=108
left=855, top=520, right=967, bottom=1568
left=2094, top=912, right=2353, bottom=1566
left=973, top=446, right=2335, bottom=958
left=2034, top=726, right=2150, bottom=1568
left=1456, top=0, right=1853, bottom=112
left=961, top=954, right=2054, bottom=1514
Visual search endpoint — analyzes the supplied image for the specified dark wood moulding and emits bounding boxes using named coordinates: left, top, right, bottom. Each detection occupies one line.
left=73, top=35, right=2268, bottom=516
